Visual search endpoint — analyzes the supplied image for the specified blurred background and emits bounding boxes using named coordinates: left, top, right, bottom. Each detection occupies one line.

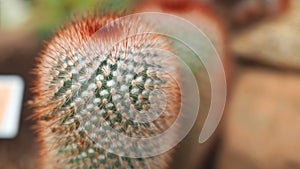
left=0, top=0, right=299, bottom=168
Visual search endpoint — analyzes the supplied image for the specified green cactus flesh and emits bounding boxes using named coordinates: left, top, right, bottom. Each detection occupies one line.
left=32, top=15, right=180, bottom=169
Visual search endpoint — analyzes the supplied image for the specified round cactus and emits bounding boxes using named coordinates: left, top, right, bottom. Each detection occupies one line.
left=32, top=14, right=181, bottom=169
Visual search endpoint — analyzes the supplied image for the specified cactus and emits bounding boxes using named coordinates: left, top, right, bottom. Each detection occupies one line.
left=32, top=14, right=181, bottom=169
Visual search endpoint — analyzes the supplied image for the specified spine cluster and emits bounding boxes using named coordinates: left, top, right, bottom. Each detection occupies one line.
left=32, top=14, right=180, bottom=169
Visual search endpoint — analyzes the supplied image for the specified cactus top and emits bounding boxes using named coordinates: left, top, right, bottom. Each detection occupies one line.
left=32, top=14, right=180, bottom=169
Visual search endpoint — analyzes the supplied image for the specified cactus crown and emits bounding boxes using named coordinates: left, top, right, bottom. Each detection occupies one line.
left=32, top=14, right=180, bottom=169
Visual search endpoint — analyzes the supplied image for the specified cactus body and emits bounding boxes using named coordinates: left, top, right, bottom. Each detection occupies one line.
left=32, top=14, right=180, bottom=169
